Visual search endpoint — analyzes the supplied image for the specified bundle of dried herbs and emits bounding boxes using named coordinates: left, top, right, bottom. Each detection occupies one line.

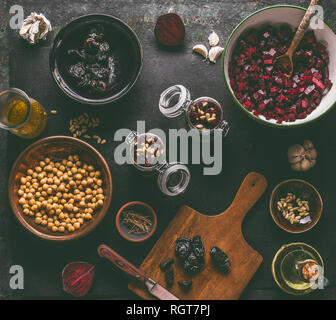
left=121, top=210, right=153, bottom=235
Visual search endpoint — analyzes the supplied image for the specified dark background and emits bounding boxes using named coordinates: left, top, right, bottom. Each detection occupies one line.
left=1, top=0, right=336, bottom=300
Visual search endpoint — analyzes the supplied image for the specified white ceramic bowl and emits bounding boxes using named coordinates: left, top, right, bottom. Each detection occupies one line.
left=223, top=5, right=336, bottom=127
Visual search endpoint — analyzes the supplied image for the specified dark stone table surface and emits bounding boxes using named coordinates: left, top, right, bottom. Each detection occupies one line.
left=1, top=0, right=336, bottom=300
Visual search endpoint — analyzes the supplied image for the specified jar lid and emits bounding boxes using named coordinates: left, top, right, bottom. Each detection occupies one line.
left=159, top=85, right=191, bottom=118
left=157, top=163, right=190, bottom=196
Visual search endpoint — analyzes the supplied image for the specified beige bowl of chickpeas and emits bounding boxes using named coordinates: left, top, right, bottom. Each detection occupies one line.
left=8, top=136, right=112, bottom=241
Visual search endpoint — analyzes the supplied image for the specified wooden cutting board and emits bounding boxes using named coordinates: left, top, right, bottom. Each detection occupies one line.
left=129, top=172, right=267, bottom=300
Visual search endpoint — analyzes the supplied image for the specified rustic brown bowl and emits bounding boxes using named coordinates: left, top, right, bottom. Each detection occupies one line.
left=270, top=179, right=322, bottom=233
left=116, top=201, right=157, bottom=242
left=8, top=136, right=112, bottom=241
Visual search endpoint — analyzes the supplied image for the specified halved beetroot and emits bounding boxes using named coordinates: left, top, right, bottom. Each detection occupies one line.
left=154, top=13, right=185, bottom=46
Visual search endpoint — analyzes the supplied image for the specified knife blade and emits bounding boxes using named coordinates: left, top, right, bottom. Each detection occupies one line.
left=145, top=278, right=179, bottom=300
left=98, top=244, right=179, bottom=300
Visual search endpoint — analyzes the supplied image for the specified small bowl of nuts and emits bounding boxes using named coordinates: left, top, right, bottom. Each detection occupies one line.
left=116, top=201, right=157, bottom=242
left=270, top=179, right=323, bottom=233
left=8, top=136, right=112, bottom=241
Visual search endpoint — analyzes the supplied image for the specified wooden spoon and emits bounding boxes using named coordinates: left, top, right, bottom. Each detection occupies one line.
left=276, top=0, right=321, bottom=77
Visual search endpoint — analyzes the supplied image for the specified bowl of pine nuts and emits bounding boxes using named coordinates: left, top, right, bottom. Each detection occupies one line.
left=270, top=179, right=322, bottom=233
left=8, top=136, right=112, bottom=241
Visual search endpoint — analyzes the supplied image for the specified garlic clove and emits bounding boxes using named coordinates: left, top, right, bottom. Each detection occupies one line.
left=209, top=46, right=224, bottom=63
left=291, top=162, right=302, bottom=171
left=208, top=31, right=219, bottom=47
left=193, top=44, right=208, bottom=60
left=303, top=140, right=314, bottom=150
left=305, top=148, right=317, bottom=160
left=288, top=144, right=305, bottom=158
left=288, top=155, right=303, bottom=164
left=300, top=158, right=312, bottom=171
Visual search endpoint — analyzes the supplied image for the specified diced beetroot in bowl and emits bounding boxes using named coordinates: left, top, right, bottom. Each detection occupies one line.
left=229, top=24, right=333, bottom=123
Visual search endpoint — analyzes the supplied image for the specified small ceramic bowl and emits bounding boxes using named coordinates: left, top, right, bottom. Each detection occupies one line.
left=116, top=201, right=157, bottom=242
left=270, top=179, right=322, bottom=233
left=223, top=5, right=336, bottom=127
left=50, top=14, right=143, bottom=105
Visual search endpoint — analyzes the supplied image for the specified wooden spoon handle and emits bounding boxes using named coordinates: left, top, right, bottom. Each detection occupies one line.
left=288, top=0, right=321, bottom=54
left=223, top=172, right=267, bottom=222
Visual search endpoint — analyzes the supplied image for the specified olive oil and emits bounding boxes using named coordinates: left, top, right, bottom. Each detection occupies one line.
left=272, top=243, right=324, bottom=295
left=280, top=248, right=318, bottom=291
left=3, top=95, right=47, bottom=139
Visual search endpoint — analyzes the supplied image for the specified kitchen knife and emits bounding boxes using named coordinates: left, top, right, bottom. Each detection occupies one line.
left=98, top=244, right=179, bottom=300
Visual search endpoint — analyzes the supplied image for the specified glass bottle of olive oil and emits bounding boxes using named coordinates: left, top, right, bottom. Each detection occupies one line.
left=272, top=243, right=324, bottom=295
left=0, top=88, right=47, bottom=139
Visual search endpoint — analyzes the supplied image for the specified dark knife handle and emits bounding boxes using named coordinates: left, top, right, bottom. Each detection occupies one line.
left=98, top=244, right=148, bottom=282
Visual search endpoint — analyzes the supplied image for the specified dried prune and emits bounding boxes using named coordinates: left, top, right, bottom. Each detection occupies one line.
left=164, top=266, right=174, bottom=287
left=160, top=258, right=174, bottom=272
left=175, top=238, right=191, bottom=261
left=210, top=247, right=230, bottom=273
left=175, top=236, right=205, bottom=275
left=183, top=252, right=204, bottom=274
left=178, top=280, right=192, bottom=291
left=191, top=235, right=205, bottom=258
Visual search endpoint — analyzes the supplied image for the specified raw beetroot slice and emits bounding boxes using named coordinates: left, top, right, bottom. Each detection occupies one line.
left=154, top=13, right=185, bottom=46
left=62, top=262, right=95, bottom=297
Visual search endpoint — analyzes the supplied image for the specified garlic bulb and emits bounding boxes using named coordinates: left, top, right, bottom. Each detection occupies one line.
left=192, top=44, right=208, bottom=60
left=19, top=12, right=52, bottom=45
left=208, top=31, right=219, bottom=47
left=288, top=140, right=317, bottom=171
left=209, top=46, right=224, bottom=63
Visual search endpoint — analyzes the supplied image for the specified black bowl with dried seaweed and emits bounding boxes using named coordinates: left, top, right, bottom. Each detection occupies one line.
left=116, top=201, right=157, bottom=242
left=50, top=14, right=142, bottom=105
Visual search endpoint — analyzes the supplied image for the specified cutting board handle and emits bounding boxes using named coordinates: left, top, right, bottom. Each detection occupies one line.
left=222, top=172, right=267, bottom=222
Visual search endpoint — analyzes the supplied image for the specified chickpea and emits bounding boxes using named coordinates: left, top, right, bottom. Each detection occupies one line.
left=20, top=177, right=27, bottom=184
left=97, top=199, right=104, bottom=207
left=35, top=166, right=42, bottom=173
left=84, top=213, right=92, bottom=220
left=41, top=220, right=47, bottom=226
left=35, top=217, right=42, bottom=224
left=75, top=173, right=82, bottom=180
left=75, top=161, right=82, bottom=167
left=73, top=222, right=80, bottom=229
left=54, top=220, right=60, bottom=227
left=52, top=226, right=58, bottom=232
left=47, top=222, right=54, bottom=229
left=23, top=208, right=30, bottom=215
left=59, top=226, right=65, bottom=233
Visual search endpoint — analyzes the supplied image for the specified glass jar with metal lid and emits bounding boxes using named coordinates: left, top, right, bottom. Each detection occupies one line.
left=126, top=131, right=190, bottom=196
left=159, top=84, right=229, bottom=136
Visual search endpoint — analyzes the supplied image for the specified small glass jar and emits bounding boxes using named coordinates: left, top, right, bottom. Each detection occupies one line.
left=0, top=88, right=47, bottom=139
left=159, top=84, right=229, bottom=136
left=126, top=131, right=190, bottom=196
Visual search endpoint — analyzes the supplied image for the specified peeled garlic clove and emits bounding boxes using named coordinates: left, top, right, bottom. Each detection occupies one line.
left=303, top=140, right=314, bottom=150
left=208, top=31, right=219, bottom=47
left=288, top=144, right=305, bottom=158
left=209, top=46, right=224, bottom=63
left=193, top=44, right=208, bottom=59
